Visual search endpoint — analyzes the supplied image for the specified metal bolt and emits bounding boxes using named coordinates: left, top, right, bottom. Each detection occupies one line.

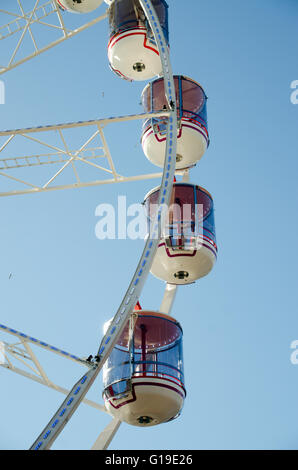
left=133, top=62, right=146, bottom=72
left=174, top=271, right=189, bottom=280
left=138, top=416, right=153, bottom=424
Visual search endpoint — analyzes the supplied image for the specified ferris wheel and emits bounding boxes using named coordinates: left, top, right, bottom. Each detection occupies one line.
left=0, top=0, right=217, bottom=450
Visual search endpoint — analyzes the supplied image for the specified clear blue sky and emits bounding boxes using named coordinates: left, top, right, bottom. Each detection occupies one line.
left=0, top=0, right=298, bottom=450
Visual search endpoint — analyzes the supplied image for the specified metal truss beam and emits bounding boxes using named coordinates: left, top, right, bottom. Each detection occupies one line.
left=0, top=111, right=170, bottom=197
left=0, top=0, right=107, bottom=75
left=0, top=324, right=106, bottom=413
left=160, top=283, right=178, bottom=315
left=91, top=418, right=121, bottom=450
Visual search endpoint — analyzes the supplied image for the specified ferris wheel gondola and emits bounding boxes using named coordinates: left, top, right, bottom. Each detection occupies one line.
left=0, top=0, right=217, bottom=450
left=144, top=183, right=217, bottom=284
left=106, top=0, right=169, bottom=81
left=141, top=76, right=209, bottom=169
left=103, top=311, right=185, bottom=427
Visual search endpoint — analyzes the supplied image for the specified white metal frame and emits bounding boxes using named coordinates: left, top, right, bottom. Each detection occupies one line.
left=1, top=0, right=186, bottom=450
left=0, top=0, right=107, bottom=75
left=0, top=323, right=105, bottom=413
left=0, top=277, right=178, bottom=450
left=0, top=111, right=179, bottom=197
left=28, top=0, right=178, bottom=450
left=0, top=322, right=127, bottom=450
left=91, top=417, right=121, bottom=450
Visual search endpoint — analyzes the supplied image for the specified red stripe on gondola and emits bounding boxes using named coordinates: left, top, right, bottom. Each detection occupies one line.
left=158, top=239, right=217, bottom=258
left=56, top=0, right=66, bottom=10
left=108, top=26, right=147, bottom=48
left=107, top=378, right=185, bottom=410
left=108, top=29, right=159, bottom=56
left=110, top=65, right=132, bottom=81
left=142, top=120, right=209, bottom=145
